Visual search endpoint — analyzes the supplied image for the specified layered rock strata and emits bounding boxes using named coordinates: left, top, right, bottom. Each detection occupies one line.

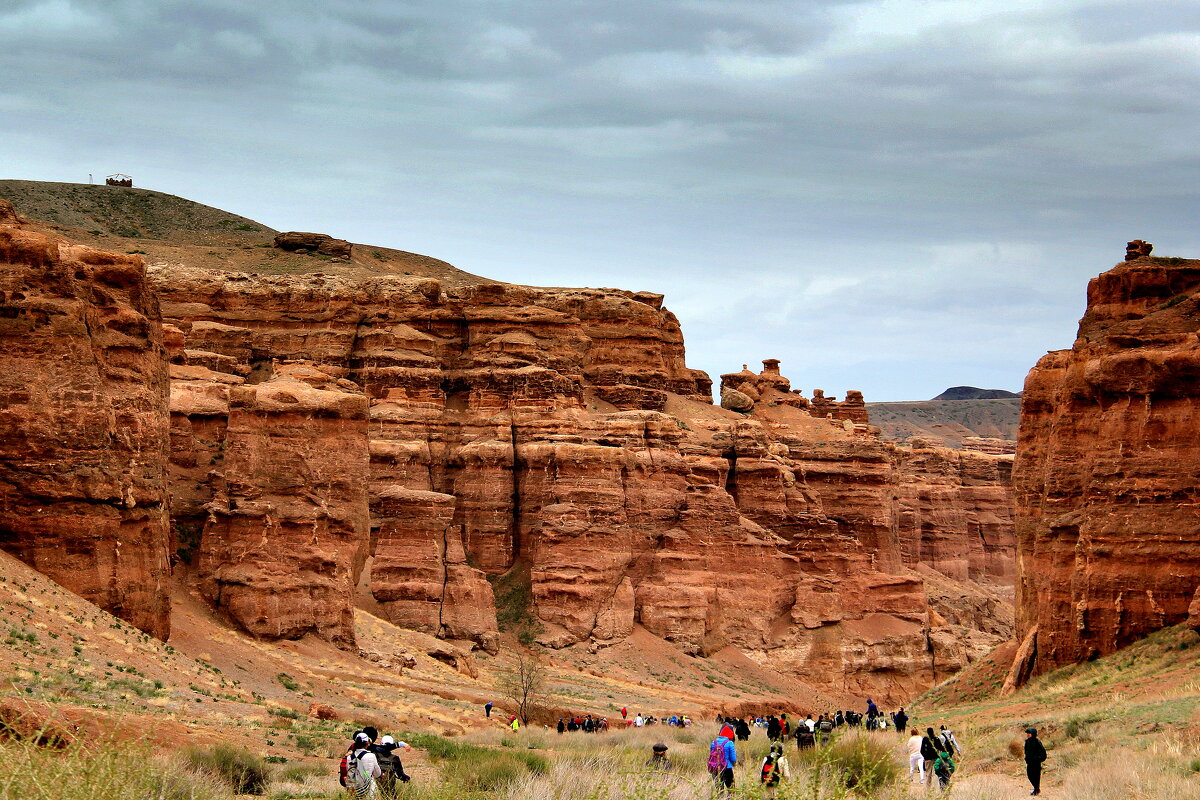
left=0, top=201, right=172, bottom=638
left=1013, top=253, right=1200, bottom=678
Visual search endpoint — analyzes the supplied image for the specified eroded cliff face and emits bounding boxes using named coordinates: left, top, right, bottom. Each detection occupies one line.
left=0, top=193, right=1016, bottom=700
left=1013, top=254, right=1200, bottom=678
left=149, top=265, right=1012, bottom=699
left=0, top=201, right=172, bottom=638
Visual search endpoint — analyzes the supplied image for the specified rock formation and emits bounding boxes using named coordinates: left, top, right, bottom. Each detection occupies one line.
left=1125, top=239, right=1153, bottom=261
left=1012, top=252, right=1200, bottom=679
left=273, top=231, right=353, bottom=259
left=0, top=192, right=1017, bottom=700
left=0, top=200, right=172, bottom=638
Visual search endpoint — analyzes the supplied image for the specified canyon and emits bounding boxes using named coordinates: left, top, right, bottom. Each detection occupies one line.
left=0, top=188, right=1017, bottom=704
left=1010, top=249, right=1200, bottom=680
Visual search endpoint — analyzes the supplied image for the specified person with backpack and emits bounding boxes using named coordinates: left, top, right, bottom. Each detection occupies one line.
left=371, top=735, right=411, bottom=797
left=342, top=732, right=381, bottom=798
left=510, top=716, right=521, bottom=732
left=1024, top=727, right=1047, bottom=796
left=932, top=743, right=956, bottom=790
left=939, top=724, right=962, bottom=755
left=816, top=715, right=834, bottom=746
left=920, top=727, right=942, bottom=787
left=794, top=720, right=815, bottom=750
left=766, top=715, right=781, bottom=741
left=759, top=741, right=790, bottom=794
left=708, top=724, right=738, bottom=793
left=484, top=701, right=493, bottom=718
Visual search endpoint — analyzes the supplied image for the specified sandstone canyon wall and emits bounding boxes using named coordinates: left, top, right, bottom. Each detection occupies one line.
left=0, top=200, right=172, bottom=638
left=1013, top=253, right=1200, bottom=678
left=0, top=195, right=1017, bottom=702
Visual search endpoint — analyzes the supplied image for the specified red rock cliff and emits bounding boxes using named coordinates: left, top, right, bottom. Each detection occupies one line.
left=1013, top=253, right=1200, bottom=678
left=0, top=201, right=172, bottom=638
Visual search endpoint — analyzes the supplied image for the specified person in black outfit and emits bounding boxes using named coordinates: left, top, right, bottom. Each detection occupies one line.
left=766, top=715, right=781, bottom=741
left=1024, top=727, right=1047, bottom=796
left=893, top=707, right=908, bottom=734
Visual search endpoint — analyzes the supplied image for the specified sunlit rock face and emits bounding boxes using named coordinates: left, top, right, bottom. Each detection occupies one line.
left=0, top=203, right=172, bottom=639
left=1014, top=253, right=1200, bottom=677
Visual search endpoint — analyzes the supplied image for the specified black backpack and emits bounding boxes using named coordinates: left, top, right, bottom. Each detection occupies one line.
left=921, top=737, right=938, bottom=760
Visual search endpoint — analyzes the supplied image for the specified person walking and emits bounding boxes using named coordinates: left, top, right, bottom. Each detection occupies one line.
left=920, top=727, right=941, bottom=787
left=893, top=707, right=908, bottom=734
left=939, top=724, right=962, bottom=755
left=510, top=716, right=521, bottom=732
left=1024, top=727, right=1047, bottom=796
left=932, top=743, right=956, bottom=790
left=759, top=741, right=790, bottom=794
left=708, top=724, right=738, bottom=794
left=484, top=701, right=493, bottom=718
left=345, top=732, right=382, bottom=799
left=816, top=714, right=834, bottom=747
left=646, top=742, right=672, bottom=770
left=906, top=728, right=925, bottom=783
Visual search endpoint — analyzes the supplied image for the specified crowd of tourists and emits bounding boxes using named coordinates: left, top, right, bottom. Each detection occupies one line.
left=341, top=700, right=1049, bottom=797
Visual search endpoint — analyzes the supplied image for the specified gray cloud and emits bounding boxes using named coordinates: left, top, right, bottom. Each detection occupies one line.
left=3, top=0, right=1198, bottom=400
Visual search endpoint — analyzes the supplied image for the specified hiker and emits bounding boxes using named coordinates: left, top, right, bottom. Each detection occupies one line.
left=804, top=714, right=815, bottom=733
left=556, top=718, right=565, bottom=734
left=1024, top=727, right=1047, bottom=796
left=866, top=697, right=878, bottom=719
left=780, top=713, right=790, bottom=739
left=621, top=706, right=628, bottom=719
left=766, top=715, right=781, bottom=741
left=708, top=724, right=738, bottom=793
left=484, top=701, right=493, bottom=718
left=894, top=707, right=908, bottom=734
left=760, top=741, right=791, bottom=793
left=372, top=735, right=411, bottom=796
left=344, top=732, right=382, bottom=798
left=932, top=740, right=956, bottom=790
left=921, top=727, right=942, bottom=786
left=906, top=728, right=925, bottom=782
left=939, top=724, right=962, bottom=755
left=816, top=714, right=834, bottom=746
left=794, top=720, right=815, bottom=750
left=510, top=716, right=521, bottom=732
left=646, top=742, right=672, bottom=771
left=635, top=714, right=645, bottom=727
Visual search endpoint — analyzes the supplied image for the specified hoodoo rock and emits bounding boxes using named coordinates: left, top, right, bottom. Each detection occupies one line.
left=0, top=209, right=172, bottom=639
left=1012, top=252, right=1200, bottom=679
left=1125, top=239, right=1153, bottom=261
left=273, top=231, right=353, bottom=259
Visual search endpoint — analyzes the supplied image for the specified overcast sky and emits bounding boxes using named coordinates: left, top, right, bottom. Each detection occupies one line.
left=3, top=1, right=1198, bottom=400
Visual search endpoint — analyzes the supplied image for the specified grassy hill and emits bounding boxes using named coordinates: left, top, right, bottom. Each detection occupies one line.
left=908, top=624, right=1200, bottom=798
left=0, top=179, right=490, bottom=286
left=867, top=397, right=1022, bottom=448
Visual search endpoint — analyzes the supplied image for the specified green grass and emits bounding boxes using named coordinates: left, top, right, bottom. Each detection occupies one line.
left=183, top=744, right=271, bottom=795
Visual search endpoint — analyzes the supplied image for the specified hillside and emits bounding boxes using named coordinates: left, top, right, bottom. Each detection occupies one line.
left=909, top=624, right=1200, bottom=797
left=868, top=397, right=1022, bottom=448
left=0, top=548, right=842, bottom=753
left=0, top=179, right=490, bottom=285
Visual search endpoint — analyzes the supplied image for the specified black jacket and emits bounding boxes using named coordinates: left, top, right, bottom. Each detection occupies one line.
left=1024, top=736, right=1047, bottom=765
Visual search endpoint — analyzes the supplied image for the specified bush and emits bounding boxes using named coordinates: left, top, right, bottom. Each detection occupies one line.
left=184, top=744, right=271, bottom=795
left=0, top=736, right=229, bottom=800
left=818, top=733, right=900, bottom=794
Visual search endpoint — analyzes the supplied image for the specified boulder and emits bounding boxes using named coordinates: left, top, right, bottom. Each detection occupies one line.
left=273, top=231, right=352, bottom=258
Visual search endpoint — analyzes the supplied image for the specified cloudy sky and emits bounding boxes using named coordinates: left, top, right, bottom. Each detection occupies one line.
left=3, top=1, right=1198, bottom=400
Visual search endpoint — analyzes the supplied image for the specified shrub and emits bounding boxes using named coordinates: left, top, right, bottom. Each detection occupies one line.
left=818, top=733, right=900, bottom=794
left=0, top=736, right=229, bottom=800
left=276, top=673, right=300, bottom=692
left=184, top=744, right=271, bottom=795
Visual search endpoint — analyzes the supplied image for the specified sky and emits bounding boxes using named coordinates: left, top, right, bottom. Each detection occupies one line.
left=2, top=1, right=1198, bottom=401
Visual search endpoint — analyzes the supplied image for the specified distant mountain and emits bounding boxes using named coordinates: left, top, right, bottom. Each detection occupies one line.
left=867, top=397, right=1022, bottom=448
left=932, top=386, right=1021, bottom=401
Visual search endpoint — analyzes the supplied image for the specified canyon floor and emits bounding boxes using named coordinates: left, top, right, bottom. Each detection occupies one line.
left=3, top=545, right=1197, bottom=799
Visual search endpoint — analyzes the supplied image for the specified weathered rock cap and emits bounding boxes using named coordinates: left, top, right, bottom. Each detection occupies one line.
left=1125, top=239, right=1153, bottom=261
left=273, top=231, right=352, bottom=258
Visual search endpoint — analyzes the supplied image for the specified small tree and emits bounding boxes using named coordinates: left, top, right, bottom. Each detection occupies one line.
left=499, top=651, right=546, bottom=725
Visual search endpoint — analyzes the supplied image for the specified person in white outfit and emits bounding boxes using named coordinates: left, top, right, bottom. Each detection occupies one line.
left=906, top=729, right=925, bottom=783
